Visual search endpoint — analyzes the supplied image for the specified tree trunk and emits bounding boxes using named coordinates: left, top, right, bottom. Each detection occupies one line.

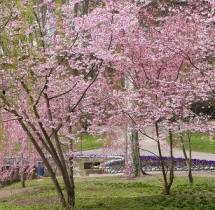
left=155, top=123, right=168, bottom=194
left=156, top=123, right=175, bottom=195
left=66, top=150, right=75, bottom=210
left=164, top=184, right=171, bottom=195
left=168, top=129, right=174, bottom=193
left=20, top=172, right=26, bottom=188
left=131, top=130, right=142, bottom=177
left=180, top=133, right=193, bottom=184
left=125, top=126, right=141, bottom=178
left=66, top=120, right=75, bottom=210
left=187, top=132, right=193, bottom=184
left=83, top=0, right=90, bottom=15
left=124, top=63, right=142, bottom=177
left=18, top=118, right=67, bottom=208
left=188, top=167, right=193, bottom=184
left=66, top=187, right=75, bottom=210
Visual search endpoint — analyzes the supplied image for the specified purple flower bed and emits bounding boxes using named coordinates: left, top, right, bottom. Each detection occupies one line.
left=103, top=156, right=215, bottom=171
left=141, top=156, right=215, bottom=169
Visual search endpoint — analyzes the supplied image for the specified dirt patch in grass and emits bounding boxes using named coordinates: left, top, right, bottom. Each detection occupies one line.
left=15, top=197, right=58, bottom=206
left=0, top=187, right=32, bottom=199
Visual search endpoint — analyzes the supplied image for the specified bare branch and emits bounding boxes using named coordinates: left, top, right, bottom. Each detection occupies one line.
left=35, top=33, right=79, bottom=104
left=70, top=71, right=100, bottom=112
left=123, top=110, right=158, bottom=142
left=174, top=59, right=184, bottom=81
left=139, top=148, right=160, bottom=159
left=49, top=62, right=96, bottom=100
left=2, top=118, right=19, bottom=123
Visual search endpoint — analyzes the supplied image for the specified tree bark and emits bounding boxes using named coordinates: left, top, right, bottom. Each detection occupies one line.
left=125, top=126, right=142, bottom=177
left=20, top=172, right=26, bottom=188
left=180, top=133, right=193, bottom=184
left=131, top=130, right=142, bottom=177
left=156, top=123, right=175, bottom=195
left=16, top=116, right=67, bottom=208
left=187, top=132, right=193, bottom=184
left=156, top=123, right=168, bottom=194
left=168, top=129, right=175, bottom=193
left=66, top=184, right=75, bottom=210
left=124, top=68, right=141, bottom=177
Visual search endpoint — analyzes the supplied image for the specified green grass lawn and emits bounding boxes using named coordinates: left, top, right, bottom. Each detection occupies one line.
left=1, top=176, right=215, bottom=209
left=61, top=134, right=104, bottom=152
left=184, top=133, right=215, bottom=154
left=74, top=134, right=104, bottom=151
left=169, top=133, right=215, bottom=154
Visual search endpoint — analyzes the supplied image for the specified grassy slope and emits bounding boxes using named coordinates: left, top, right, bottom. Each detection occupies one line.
left=61, top=134, right=104, bottom=153
left=74, top=134, right=104, bottom=151
left=185, top=133, right=215, bottom=154
left=169, top=133, right=215, bottom=154
left=1, top=176, right=215, bottom=210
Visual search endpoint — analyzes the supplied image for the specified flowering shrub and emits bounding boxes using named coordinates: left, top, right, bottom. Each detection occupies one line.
left=0, top=165, right=36, bottom=186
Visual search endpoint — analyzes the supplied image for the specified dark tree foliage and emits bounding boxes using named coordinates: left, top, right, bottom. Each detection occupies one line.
left=191, top=101, right=215, bottom=119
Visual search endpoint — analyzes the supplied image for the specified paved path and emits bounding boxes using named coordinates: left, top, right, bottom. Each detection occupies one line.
left=78, top=135, right=215, bottom=161
left=78, top=146, right=215, bottom=161
left=139, top=137, right=215, bottom=160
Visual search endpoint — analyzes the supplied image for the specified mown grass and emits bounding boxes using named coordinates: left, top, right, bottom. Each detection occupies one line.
left=185, top=133, right=215, bottom=154
left=1, top=176, right=215, bottom=209
left=74, top=134, right=104, bottom=151
left=169, top=133, right=215, bottom=154
left=61, top=134, right=104, bottom=152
